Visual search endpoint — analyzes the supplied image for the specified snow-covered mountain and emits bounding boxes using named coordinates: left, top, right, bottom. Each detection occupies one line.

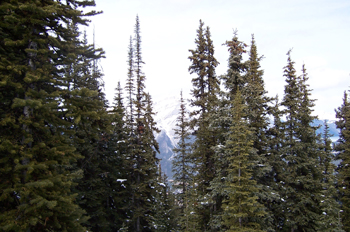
left=154, top=95, right=181, bottom=180
left=153, top=95, right=341, bottom=180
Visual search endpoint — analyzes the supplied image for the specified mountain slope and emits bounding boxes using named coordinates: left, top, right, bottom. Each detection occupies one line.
left=154, top=96, right=181, bottom=179
left=153, top=95, right=340, bottom=180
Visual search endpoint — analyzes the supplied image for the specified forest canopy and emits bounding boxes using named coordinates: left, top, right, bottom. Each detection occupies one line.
left=0, top=1, right=349, bottom=231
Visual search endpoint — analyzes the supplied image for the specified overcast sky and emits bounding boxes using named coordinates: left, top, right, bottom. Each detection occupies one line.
left=86, top=0, right=350, bottom=120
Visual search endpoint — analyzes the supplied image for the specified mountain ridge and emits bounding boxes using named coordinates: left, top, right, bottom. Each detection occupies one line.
left=153, top=95, right=341, bottom=180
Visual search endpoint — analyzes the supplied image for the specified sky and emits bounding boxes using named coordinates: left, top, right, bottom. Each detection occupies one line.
left=85, top=0, right=350, bottom=120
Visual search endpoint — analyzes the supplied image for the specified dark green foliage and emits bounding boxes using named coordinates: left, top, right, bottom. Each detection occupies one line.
left=209, top=31, right=249, bottom=231
left=279, top=52, right=323, bottom=231
left=220, top=30, right=247, bottom=100
left=210, top=32, right=267, bottom=231
left=219, top=90, right=264, bottom=232
left=0, top=0, right=101, bottom=231
left=122, top=16, right=161, bottom=232
left=188, top=19, right=220, bottom=117
left=62, top=22, right=123, bottom=231
left=265, top=96, right=287, bottom=231
left=188, top=19, right=220, bottom=230
left=335, top=91, right=350, bottom=231
left=1, top=5, right=347, bottom=231
left=172, top=91, right=194, bottom=230
left=317, top=121, right=344, bottom=231
left=125, top=36, right=135, bottom=127
left=153, top=169, right=178, bottom=232
left=244, top=35, right=275, bottom=231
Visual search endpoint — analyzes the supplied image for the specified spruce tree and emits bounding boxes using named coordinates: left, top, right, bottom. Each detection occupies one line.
left=172, top=91, right=194, bottom=230
left=265, top=96, right=286, bottom=231
left=244, top=34, right=272, bottom=170
left=0, top=0, right=100, bottom=230
left=153, top=167, right=178, bottom=232
left=335, top=91, right=350, bottom=231
left=106, top=81, right=131, bottom=230
left=123, top=16, right=160, bottom=232
left=220, top=30, right=247, bottom=100
left=188, top=20, right=220, bottom=230
left=279, top=51, right=323, bottom=231
left=209, top=31, right=248, bottom=230
left=220, top=90, right=264, bottom=232
left=125, top=36, right=135, bottom=128
left=188, top=19, right=208, bottom=115
left=61, top=23, right=121, bottom=231
left=317, top=121, right=344, bottom=231
left=244, top=35, right=274, bottom=231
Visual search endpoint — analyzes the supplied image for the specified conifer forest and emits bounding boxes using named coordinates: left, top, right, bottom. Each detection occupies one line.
left=1, top=1, right=350, bottom=232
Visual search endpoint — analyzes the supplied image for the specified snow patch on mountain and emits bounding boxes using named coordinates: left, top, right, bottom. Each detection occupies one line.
left=152, top=94, right=340, bottom=180
left=153, top=95, right=182, bottom=179
left=154, top=95, right=181, bottom=146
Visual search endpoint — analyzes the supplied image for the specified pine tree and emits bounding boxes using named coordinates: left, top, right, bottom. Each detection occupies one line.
left=124, top=16, right=160, bottom=232
left=0, top=0, right=101, bottom=230
left=72, top=39, right=124, bottom=232
left=214, top=30, right=247, bottom=160
left=220, top=90, right=264, bottom=232
left=125, top=36, right=135, bottom=128
left=60, top=22, right=121, bottom=231
left=279, top=52, right=323, bottom=231
left=209, top=31, right=248, bottom=231
left=182, top=179, right=202, bottom=232
left=204, top=26, right=220, bottom=112
left=244, top=35, right=274, bottom=231
left=265, top=96, right=286, bottom=231
left=188, top=20, right=220, bottom=230
left=220, top=30, right=247, bottom=100
left=172, top=91, right=194, bottom=230
left=317, top=121, right=344, bottom=231
left=335, top=91, right=350, bottom=231
left=77, top=81, right=130, bottom=231
left=188, top=19, right=208, bottom=116
left=153, top=166, right=178, bottom=232
left=244, top=34, right=271, bottom=169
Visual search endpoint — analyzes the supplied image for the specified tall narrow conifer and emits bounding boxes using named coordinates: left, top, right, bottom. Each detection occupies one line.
left=188, top=19, right=220, bottom=230
left=335, top=91, right=350, bottom=231
left=244, top=34, right=275, bottom=231
left=125, top=36, right=135, bottom=129
left=0, top=0, right=101, bottom=230
left=172, top=91, right=194, bottom=230
left=220, top=90, right=264, bottom=232
left=317, top=121, right=344, bottom=231
left=210, top=31, right=249, bottom=230
left=123, top=16, right=160, bottom=232
left=279, top=51, right=323, bottom=231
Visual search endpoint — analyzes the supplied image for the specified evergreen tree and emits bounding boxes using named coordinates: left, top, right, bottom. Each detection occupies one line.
left=124, top=16, right=160, bottom=232
left=220, top=90, right=264, bottom=232
left=188, top=19, right=208, bottom=116
left=153, top=166, right=177, bottom=232
left=245, top=35, right=274, bottom=231
left=172, top=91, right=194, bottom=230
left=279, top=52, right=323, bottom=231
left=188, top=19, right=220, bottom=230
left=317, top=121, right=344, bottom=231
left=335, top=91, right=350, bottom=231
left=60, top=23, right=121, bottom=231
left=204, top=26, right=220, bottom=112
left=265, top=96, right=286, bottom=231
left=105, top=81, right=131, bottom=230
left=209, top=31, right=248, bottom=231
left=0, top=0, right=101, bottom=230
left=125, top=36, right=135, bottom=128
left=220, top=30, right=247, bottom=100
